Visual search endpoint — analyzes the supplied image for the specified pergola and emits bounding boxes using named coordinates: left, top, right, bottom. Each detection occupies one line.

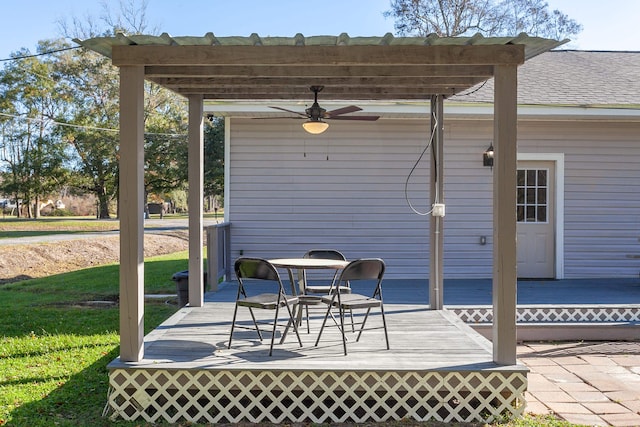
left=76, top=32, right=564, bottom=366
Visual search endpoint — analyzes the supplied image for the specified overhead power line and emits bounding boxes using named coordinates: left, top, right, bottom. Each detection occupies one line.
left=0, top=112, right=186, bottom=138
left=0, top=46, right=81, bottom=62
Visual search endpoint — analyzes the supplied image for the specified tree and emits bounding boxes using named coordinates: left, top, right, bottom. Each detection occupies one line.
left=143, top=88, right=189, bottom=214
left=58, top=0, right=188, bottom=218
left=0, top=42, right=71, bottom=218
left=384, top=0, right=582, bottom=40
left=204, top=116, right=225, bottom=210
left=55, top=47, right=120, bottom=218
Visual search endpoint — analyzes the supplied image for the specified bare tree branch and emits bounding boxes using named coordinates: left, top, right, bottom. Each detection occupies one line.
left=385, top=0, right=581, bottom=39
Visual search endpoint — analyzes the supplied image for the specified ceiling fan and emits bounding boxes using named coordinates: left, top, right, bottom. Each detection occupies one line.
left=267, top=86, right=379, bottom=134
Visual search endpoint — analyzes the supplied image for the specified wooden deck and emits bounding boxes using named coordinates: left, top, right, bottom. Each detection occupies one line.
left=112, top=302, right=504, bottom=370
left=105, top=282, right=528, bottom=424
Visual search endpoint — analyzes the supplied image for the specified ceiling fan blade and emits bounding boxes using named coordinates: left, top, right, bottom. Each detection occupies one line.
left=328, top=115, right=379, bottom=121
left=254, top=116, right=304, bottom=120
left=269, top=106, right=308, bottom=117
left=326, top=105, right=362, bottom=117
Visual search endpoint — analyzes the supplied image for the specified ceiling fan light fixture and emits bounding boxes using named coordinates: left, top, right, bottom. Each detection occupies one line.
left=302, top=119, right=329, bottom=134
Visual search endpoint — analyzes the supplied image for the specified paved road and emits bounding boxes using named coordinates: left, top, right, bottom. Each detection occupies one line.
left=0, top=218, right=219, bottom=245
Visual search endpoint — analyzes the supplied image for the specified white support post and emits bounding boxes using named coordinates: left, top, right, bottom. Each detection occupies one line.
left=119, top=65, right=145, bottom=362
left=492, top=64, right=518, bottom=365
left=429, top=95, right=445, bottom=310
left=188, top=95, right=204, bottom=306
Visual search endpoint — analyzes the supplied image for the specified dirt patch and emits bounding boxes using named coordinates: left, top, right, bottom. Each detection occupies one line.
left=0, top=231, right=189, bottom=284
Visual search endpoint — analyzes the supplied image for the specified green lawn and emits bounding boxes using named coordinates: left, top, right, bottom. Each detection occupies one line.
left=0, top=230, right=108, bottom=239
left=0, top=218, right=120, bottom=237
left=0, top=251, right=187, bottom=426
left=0, top=214, right=224, bottom=239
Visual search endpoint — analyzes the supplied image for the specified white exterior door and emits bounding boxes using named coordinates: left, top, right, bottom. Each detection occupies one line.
left=516, top=161, right=555, bottom=278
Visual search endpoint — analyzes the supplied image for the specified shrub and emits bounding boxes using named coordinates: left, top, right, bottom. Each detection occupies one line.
left=42, top=208, right=74, bottom=217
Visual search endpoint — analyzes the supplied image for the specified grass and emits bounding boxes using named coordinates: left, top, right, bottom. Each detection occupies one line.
left=0, top=217, right=120, bottom=236
left=0, top=251, right=187, bottom=427
left=0, top=248, right=585, bottom=426
left=0, top=229, right=111, bottom=239
left=0, top=213, right=224, bottom=238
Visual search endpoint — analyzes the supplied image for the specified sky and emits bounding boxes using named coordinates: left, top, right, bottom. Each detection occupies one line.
left=0, top=0, right=639, bottom=60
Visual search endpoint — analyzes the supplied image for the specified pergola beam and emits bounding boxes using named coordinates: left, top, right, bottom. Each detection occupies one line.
left=182, top=87, right=461, bottom=99
left=145, top=64, right=496, bottom=79
left=113, top=45, right=525, bottom=67
left=151, top=76, right=484, bottom=88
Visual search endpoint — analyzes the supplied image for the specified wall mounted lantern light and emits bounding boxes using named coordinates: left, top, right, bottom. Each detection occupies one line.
left=302, top=118, right=329, bottom=134
left=483, top=143, right=494, bottom=168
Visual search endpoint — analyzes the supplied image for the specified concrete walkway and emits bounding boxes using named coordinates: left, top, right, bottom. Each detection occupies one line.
left=519, top=341, right=640, bottom=426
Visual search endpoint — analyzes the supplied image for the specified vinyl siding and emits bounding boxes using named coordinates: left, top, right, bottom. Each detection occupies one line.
left=518, top=121, right=640, bottom=278
left=440, top=121, right=494, bottom=278
left=229, top=118, right=435, bottom=279
left=227, top=117, right=640, bottom=279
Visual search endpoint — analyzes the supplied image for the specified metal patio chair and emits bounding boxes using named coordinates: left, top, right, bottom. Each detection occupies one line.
left=228, top=257, right=302, bottom=356
left=301, top=249, right=350, bottom=295
left=314, top=258, right=388, bottom=355
left=297, top=249, right=353, bottom=333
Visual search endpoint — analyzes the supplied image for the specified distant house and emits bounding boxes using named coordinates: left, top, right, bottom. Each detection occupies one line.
left=207, top=50, right=640, bottom=280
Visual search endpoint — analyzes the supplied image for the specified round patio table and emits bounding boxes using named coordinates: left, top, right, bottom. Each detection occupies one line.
left=269, top=257, right=350, bottom=332
left=269, top=257, right=349, bottom=294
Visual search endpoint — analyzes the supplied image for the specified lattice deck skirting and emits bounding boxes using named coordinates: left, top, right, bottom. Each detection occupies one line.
left=106, top=368, right=526, bottom=424
left=104, top=303, right=526, bottom=424
left=449, top=304, right=640, bottom=324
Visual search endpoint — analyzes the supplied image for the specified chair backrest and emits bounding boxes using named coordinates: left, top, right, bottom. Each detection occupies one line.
left=302, top=249, right=347, bottom=288
left=338, top=258, right=385, bottom=283
left=234, top=257, right=280, bottom=282
left=303, top=249, right=346, bottom=261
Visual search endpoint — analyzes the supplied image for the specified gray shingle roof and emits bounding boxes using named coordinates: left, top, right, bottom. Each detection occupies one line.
left=450, top=51, right=640, bottom=107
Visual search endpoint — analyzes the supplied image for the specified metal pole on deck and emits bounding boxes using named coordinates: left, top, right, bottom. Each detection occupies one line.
left=429, top=95, right=445, bottom=310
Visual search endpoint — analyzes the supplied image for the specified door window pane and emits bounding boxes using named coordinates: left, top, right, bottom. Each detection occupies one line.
left=538, top=188, right=547, bottom=203
left=538, top=170, right=547, bottom=186
left=517, top=168, right=549, bottom=223
left=526, top=206, right=536, bottom=222
left=537, top=206, right=547, bottom=222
